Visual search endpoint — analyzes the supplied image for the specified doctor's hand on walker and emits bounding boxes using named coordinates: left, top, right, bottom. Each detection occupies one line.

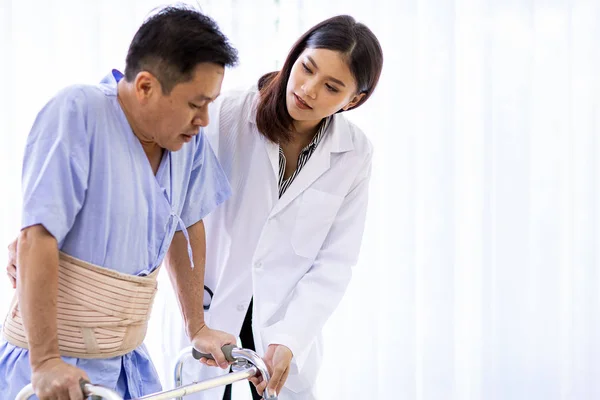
left=250, top=344, right=293, bottom=396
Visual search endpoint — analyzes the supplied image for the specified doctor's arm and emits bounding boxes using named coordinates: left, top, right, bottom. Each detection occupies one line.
left=164, top=220, right=236, bottom=369
left=258, top=151, right=374, bottom=395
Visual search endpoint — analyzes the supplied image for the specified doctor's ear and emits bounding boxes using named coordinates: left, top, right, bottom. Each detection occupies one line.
left=342, top=92, right=366, bottom=111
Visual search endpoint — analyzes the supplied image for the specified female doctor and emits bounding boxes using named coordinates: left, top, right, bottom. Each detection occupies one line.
left=163, top=14, right=384, bottom=400
left=7, top=14, right=383, bottom=400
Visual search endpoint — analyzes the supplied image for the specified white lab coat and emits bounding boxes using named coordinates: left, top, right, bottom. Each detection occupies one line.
left=153, top=87, right=373, bottom=400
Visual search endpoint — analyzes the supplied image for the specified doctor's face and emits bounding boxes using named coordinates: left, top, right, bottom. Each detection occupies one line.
left=286, top=48, right=361, bottom=125
left=141, top=62, right=224, bottom=152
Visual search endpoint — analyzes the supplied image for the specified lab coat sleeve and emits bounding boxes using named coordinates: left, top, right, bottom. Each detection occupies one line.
left=202, top=96, right=223, bottom=154
left=261, top=148, right=374, bottom=372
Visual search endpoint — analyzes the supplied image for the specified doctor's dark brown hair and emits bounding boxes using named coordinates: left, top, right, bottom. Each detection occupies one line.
left=256, top=15, right=383, bottom=144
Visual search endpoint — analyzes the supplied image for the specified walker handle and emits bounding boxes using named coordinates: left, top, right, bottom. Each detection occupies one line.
left=192, top=344, right=236, bottom=362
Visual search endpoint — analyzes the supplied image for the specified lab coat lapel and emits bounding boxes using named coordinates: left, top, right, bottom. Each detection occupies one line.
left=270, top=140, right=332, bottom=218
left=268, top=116, right=354, bottom=218
left=263, top=136, right=280, bottom=183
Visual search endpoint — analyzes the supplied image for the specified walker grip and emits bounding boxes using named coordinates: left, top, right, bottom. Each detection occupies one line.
left=192, top=344, right=235, bottom=363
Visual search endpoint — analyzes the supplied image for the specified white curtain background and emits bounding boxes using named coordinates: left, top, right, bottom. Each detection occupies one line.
left=1, top=0, right=599, bottom=399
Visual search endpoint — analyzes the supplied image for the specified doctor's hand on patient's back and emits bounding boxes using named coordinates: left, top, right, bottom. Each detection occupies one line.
left=191, top=324, right=237, bottom=369
left=6, top=237, right=17, bottom=288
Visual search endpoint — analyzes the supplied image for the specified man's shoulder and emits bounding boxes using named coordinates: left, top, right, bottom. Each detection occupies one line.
left=47, top=84, right=110, bottom=115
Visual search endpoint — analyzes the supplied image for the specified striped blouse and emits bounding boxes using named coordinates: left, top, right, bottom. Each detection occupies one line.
left=278, top=117, right=331, bottom=197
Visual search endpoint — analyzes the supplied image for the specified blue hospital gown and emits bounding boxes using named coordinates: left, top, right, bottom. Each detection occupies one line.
left=0, top=70, right=231, bottom=398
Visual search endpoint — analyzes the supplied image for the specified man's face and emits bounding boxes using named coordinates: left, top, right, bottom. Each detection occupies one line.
left=142, top=63, right=224, bottom=151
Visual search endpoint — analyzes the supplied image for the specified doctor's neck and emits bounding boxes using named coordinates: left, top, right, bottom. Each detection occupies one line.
left=291, top=118, right=322, bottom=144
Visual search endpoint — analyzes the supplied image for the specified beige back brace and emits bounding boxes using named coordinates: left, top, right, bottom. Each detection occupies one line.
left=2, top=252, right=160, bottom=359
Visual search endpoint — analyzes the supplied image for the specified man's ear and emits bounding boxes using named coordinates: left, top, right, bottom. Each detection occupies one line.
left=134, top=71, right=160, bottom=103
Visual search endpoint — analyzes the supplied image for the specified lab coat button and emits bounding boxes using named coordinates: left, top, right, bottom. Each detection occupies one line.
left=237, top=304, right=246, bottom=312
left=254, top=261, right=263, bottom=269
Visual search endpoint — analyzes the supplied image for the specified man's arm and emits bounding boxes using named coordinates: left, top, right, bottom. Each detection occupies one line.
left=163, top=221, right=206, bottom=340
left=163, top=220, right=236, bottom=369
left=18, top=225, right=60, bottom=369
left=18, top=224, right=89, bottom=400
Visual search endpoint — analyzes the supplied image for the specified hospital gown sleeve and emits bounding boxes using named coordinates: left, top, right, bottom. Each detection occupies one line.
left=20, top=87, right=90, bottom=245
left=178, top=131, right=231, bottom=229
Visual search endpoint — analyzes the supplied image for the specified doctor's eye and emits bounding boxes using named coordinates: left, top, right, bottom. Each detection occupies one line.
left=325, top=84, right=339, bottom=93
